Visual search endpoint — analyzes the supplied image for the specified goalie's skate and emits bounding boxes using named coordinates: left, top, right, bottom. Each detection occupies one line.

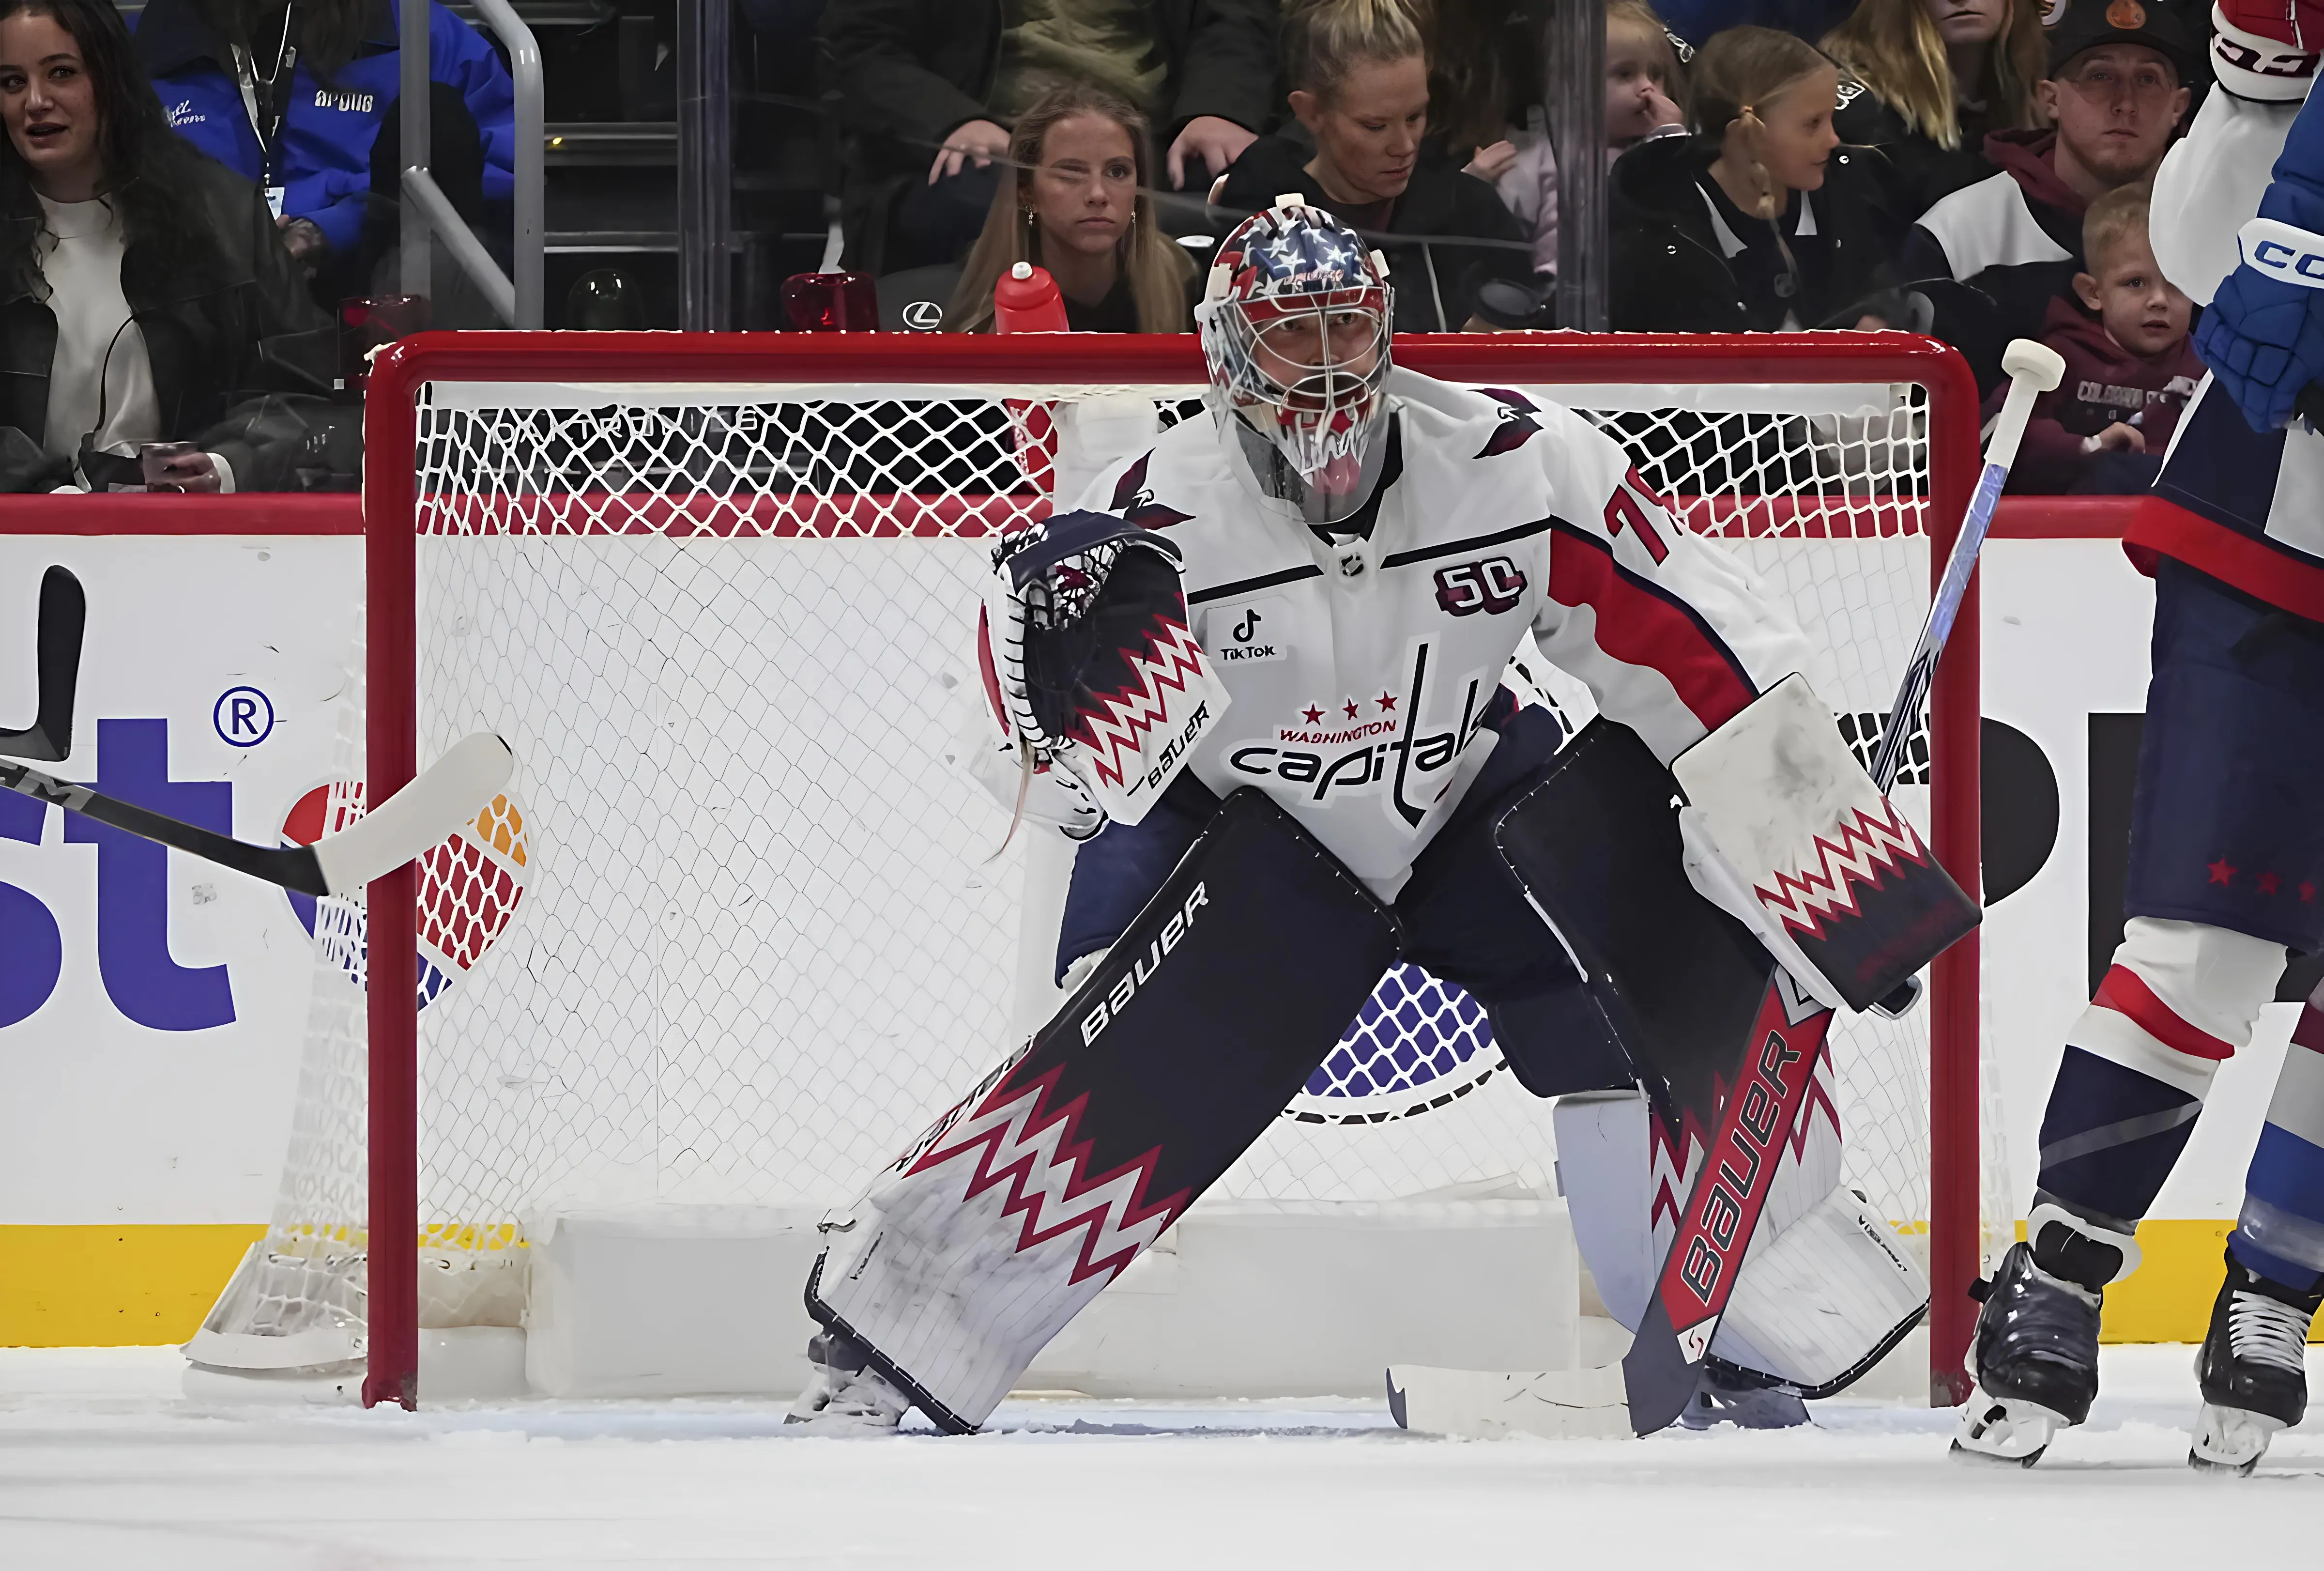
left=1950, top=1242, right=2099, bottom=1467
left=1680, top=1366, right=1810, bottom=1431
left=785, top=1331, right=910, bottom=1435
left=2187, top=1251, right=2320, bottom=1476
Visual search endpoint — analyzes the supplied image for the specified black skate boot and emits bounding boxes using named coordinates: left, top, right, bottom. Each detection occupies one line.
left=2188, top=1249, right=2321, bottom=1475
left=1681, top=1362, right=1810, bottom=1431
left=1952, top=1240, right=2103, bottom=1466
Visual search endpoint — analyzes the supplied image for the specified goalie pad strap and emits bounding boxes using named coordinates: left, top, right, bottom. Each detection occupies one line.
left=1671, top=674, right=1977, bottom=1013
left=808, top=789, right=1399, bottom=1431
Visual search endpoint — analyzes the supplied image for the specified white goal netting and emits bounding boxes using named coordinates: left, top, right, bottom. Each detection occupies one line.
left=191, top=351, right=2007, bottom=1374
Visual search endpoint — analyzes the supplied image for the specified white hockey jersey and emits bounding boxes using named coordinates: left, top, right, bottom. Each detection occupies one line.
left=1073, top=368, right=1812, bottom=898
left=2146, top=0, right=2324, bottom=621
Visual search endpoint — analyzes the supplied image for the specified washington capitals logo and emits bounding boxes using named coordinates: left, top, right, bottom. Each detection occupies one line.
left=1474, top=388, right=1542, bottom=459
left=1111, top=452, right=1193, bottom=528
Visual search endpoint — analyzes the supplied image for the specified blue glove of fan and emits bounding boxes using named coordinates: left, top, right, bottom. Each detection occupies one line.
left=2196, top=217, right=2324, bottom=433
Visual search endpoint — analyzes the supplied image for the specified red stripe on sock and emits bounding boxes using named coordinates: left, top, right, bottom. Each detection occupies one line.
left=2093, top=964, right=2237, bottom=1061
left=2292, top=1000, right=2324, bottom=1055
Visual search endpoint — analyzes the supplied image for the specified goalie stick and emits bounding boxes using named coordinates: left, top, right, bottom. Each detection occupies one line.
left=1393, top=338, right=2067, bottom=1439
left=0, top=566, right=84, bottom=763
left=0, top=733, right=514, bottom=897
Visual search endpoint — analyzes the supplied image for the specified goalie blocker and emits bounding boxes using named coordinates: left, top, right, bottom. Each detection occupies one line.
left=806, top=789, right=1398, bottom=1432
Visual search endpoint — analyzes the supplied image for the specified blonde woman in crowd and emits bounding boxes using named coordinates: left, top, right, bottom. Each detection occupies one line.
left=1822, top=0, right=2048, bottom=239
left=946, top=81, right=1195, bottom=334
left=1216, top=0, right=1530, bottom=331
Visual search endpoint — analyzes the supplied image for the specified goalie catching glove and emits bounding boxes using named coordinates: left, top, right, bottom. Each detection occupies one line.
left=978, top=508, right=1230, bottom=828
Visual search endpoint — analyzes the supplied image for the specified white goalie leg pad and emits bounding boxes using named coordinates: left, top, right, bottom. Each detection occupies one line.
left=1716, top=1184, right=1929, bottom=1395
left=1557, top=1071, right=1925, bottom=1396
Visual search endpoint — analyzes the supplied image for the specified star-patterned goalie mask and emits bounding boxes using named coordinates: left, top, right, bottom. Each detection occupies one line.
left=1198, top=199, right=1394, bottom=527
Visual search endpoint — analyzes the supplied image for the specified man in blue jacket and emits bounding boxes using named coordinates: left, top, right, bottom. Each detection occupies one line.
left=134, top=0, right=515, bottom=293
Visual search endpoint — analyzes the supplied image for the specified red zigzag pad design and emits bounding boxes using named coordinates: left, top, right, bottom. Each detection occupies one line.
left=1066, top=616, right=1214, bottom=789
left=1752, top=799, right=1934, bottom=942
left=907, top=1064, right=1190, bottom=1287
left=1646, top=1062, right=1842, bottom=1233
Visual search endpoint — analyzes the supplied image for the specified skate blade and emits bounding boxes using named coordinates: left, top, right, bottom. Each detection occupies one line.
left=2188, top=1402, right=2283, bottom=1476
left=1951, top=1391, right=2068, bottom=1466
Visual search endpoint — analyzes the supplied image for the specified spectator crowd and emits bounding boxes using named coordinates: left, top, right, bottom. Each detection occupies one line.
left=0, top=0, right=2225, bottom=493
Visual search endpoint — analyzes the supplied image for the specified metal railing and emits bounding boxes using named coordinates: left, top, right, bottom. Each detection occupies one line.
left=400, top=0, right=545, bottom=328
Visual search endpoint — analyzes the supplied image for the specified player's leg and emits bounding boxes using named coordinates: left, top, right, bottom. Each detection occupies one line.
left=1400, top=712, right=1927, bottom=1417
left=1959, top=559, right=2324, bottom=1464
left=792, top=789, right=1398, bottom=1433
left=2191, top=982, right=2324, bottom=1472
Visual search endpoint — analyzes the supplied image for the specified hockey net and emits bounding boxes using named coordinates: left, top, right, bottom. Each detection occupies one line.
left=191, top=334, right=1999, bottom=1404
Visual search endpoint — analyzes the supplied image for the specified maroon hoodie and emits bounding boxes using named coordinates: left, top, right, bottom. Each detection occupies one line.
left=2002, top=294, right=2205, bottom=493
left=1982, top=129, right=2086, bottom=216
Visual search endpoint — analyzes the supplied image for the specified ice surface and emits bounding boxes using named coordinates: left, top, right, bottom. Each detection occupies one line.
left=3, top=1346, right=2320, bottom=1568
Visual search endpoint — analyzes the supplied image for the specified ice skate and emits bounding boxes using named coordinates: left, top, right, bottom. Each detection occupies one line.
left=1680, top=1365, right=1810, bottom=1430
left=1951, top=1242, right=2100, bottom=1466
left=785, top=1330, right=910, bottom=1434
left=2187, top=1251, right=2320, bottom=1475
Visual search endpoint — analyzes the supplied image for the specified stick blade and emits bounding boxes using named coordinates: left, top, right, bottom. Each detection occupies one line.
left=311, top=733, right=516, bottom=894
left=0, top=565, right=84, bottom=762
left=1621, top=1294, right=1706, bottom=1436
left=1387, top=1364, right=1632, bottom=1440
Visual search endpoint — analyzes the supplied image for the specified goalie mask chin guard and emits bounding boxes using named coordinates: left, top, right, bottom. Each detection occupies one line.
left=1199, top=199, right=1394, bottom=528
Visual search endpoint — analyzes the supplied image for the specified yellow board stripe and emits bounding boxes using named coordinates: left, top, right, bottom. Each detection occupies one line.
left=0, top=1218, right=2307, bottom=1348
left=0, top=1225, right=261, bottom=1346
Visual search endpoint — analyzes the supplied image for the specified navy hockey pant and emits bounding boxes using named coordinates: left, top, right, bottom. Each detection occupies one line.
left=2036, top=560, right=2324, bottom=1287
left=1055, top=698, right=1630, bottom=1099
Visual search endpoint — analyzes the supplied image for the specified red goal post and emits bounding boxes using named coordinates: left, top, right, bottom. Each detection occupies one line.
left=361, top=331, right=1985, bottom=1411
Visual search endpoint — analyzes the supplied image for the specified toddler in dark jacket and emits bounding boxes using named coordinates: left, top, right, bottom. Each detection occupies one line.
left=2004, top=183, right=2202, bottom=495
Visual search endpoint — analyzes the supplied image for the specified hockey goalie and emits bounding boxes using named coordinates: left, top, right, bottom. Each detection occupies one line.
left=788, top=200, right=1972, bottom=1435
left=1951, top=0, right=2324, bottom=1473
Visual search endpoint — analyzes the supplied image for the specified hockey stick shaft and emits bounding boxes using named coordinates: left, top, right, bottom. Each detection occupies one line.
left=0, top=733, right=513, bottom=897
left=1621, top=340, right=2065, bottom=1434
left=0, top=566, right=85, bottom=764
left=1866, top=341, right=2063, bottom=793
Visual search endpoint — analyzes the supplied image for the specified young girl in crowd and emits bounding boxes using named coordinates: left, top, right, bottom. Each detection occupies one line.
left=1500, top=0, right=1689, bottom=277
left=1821, top=0, right=2047, bottom=240
left=0, top=0, right=335, bottom=493
left=947, top=81, right=1194, bottom=334
left=1217, top=0, right=1530, bottom=331
left=1608, top=25, right=1896, bottom=332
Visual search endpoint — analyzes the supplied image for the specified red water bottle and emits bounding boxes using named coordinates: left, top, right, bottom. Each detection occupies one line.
left=994, top=262, right=1069, bottom=333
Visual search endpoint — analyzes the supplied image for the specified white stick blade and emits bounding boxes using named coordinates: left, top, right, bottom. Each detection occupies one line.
left=310, top=733, right=516, bottom=894
left=1388, top=1363, right=1633, bottom=1440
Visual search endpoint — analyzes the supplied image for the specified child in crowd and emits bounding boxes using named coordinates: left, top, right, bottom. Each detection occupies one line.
left=1499, top=0, right=1689, bottom=277
left=1608, top=25, right=1896, bottom=332
left=2003, top=184, right=2201, bottom=494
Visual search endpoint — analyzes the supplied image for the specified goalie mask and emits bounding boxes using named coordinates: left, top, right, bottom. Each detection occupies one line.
left=1198, top=199, right=1394, bottom=527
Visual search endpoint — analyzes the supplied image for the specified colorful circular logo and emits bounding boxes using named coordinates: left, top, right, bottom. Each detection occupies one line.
left=280, top=780, right=529, bottom=1009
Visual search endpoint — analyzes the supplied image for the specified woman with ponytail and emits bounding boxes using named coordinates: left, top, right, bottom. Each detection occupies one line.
left=1608, top=25, right=1897, bottom=332
left=1215, top=0, right=1530, bottom=331
left=1822, top=0, right=2047, bottom=239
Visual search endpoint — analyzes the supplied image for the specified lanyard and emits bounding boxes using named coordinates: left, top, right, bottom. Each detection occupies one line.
left=248, top=8, right=296, bottom=217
